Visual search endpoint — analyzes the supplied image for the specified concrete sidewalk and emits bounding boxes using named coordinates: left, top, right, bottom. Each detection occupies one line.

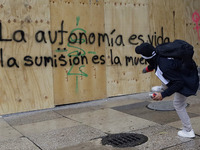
left=0, top=92, right=200, bottom=150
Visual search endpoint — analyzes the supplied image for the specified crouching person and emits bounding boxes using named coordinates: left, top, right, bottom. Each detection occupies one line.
left=135, top=42, right=199, bottom=138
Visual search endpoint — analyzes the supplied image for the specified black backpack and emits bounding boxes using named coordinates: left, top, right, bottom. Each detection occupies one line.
left=156, top=40, right=196, bottom=70
left=156, top=40, right=199, bottom=95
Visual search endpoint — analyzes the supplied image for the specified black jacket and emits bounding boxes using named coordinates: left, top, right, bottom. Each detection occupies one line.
left=149, top=56, right=199, bottom=98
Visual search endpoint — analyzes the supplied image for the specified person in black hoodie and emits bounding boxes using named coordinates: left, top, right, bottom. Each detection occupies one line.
left=135, top=42, right=199, bottom=138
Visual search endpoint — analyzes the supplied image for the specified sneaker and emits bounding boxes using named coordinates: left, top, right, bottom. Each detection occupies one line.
left=151, top=86, right=164, bottom=92
left=178, top=129, right=195, bottom=138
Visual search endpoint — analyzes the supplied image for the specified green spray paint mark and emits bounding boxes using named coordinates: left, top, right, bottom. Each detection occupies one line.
left=66, top=16, right=88, bottom=93
left=76, top=16, right=80, bottom=26
left=68, top=64, right=88, bottom=77
left=76, top=76, right=78, bottom=93
left=88, top=51, right=96, bottom=54
left=67, top=28, right=86, bottom=57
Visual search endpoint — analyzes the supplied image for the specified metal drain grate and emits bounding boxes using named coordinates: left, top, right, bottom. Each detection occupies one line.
left=101, top=133, right=148, bottom=148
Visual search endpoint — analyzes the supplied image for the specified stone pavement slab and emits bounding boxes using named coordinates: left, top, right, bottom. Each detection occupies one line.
left=187, top=103, right=200, bottom=115
left=66, top=108, right=157, bottom=134
left=0, top=137, right=40, bottom=150
left=0, top=118, right=22, bottom=142
left=58, top=138, right=139, bottom=150
left=133, top=125, right=194, bottom=150
left=112, top=101, right=151, bottom=113
left=167, top=116, right=200, bottom=135
left=186, top=91, right=200, bottom=105
left=53, top=96, right=145, bottom=117
left=113, top=101, right=199, bottom=125
left=14, top=117, right=81, bottom=136
left=54, top=105, right=102, bottom=116
left=3, top=110, right=62, bottom=126
left=57, top=125, right=198, bottom=150
left=27, top=125, right=106, bottom=150
left=164, top=139, right=200, bottom=150
left=0, top=92, right=199, bottom=150
left=101, top=97, right=145, bottom=108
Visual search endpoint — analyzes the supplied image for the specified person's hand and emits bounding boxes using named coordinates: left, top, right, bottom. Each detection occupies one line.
left=152, top=92, right=163, bottom=101
left=142, top=66, right=154, bottom=73
left=142, top=67, right=148, bottom=73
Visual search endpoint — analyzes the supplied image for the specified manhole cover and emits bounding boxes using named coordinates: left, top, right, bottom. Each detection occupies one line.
left=101, top=133, right=148, bottom=148
left=147, top=101, right=189, bottom=111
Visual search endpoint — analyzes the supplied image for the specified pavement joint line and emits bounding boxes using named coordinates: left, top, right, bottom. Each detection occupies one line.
left=52, top=110, right=83, bottom=124
left=24, top=136, right=43, bottom=150
left=0, top=117, right=43, bottom=150
left=160, top=139, right=197, bottom=150
left=195, top=133, right=200, bottom=137
left=167, top=125, right=200, bottom=139
left=8, top=123, right=43, bottom=150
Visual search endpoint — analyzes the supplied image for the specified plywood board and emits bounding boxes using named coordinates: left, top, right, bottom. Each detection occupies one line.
left=0, top=0, right=199, bottom=114
left=149, top=0, right=174, bottom=41
left=149, top=0, right=200, bottom=75
left=105, top=0, right=156, bottom=96
left=184, top=0, right=200, bottom=66
left=0, top=0, right=54, bottom=115
left=50, top=0, right=107, bottom=105
left=148, top=0, right=175, bottom=88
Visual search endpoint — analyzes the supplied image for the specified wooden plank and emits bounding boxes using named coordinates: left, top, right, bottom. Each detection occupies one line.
left=184, top=0, right=200, bottom=65
left=105, top=0, right=156, bottom=96
left=173, top=0, right=186, bottom=39
left=148, top=0, right=175, bottom=88
left=0, top=0, right=199, bottom=114
left=0, top=0, right=54, bottom=115
left=149, top=0, right=174, bottom=44
left=51, top=0, right=107, bottom=105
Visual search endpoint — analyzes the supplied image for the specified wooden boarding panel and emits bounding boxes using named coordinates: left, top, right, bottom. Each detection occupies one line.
left=0, top=0, right=54, bottom=115
left=173, top=0, right=186, bottom=40
left=0, top=0, right=200, bottom=114
left=148, top=0, right=176, bottom=88
left=51, top=0, right=107, bottom=105
left=148, top=0, right=172, bottom=87
left=149, top=0, right=200, bottom=65
left=184, top=0, right=200, bottom=66
left=149, top=0, right=174, bottom=41
left=105, top=0, right=158, bottom=97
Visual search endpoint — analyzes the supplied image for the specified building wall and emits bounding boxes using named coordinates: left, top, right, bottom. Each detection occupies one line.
left=0, top=0, right=199, bottom=115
